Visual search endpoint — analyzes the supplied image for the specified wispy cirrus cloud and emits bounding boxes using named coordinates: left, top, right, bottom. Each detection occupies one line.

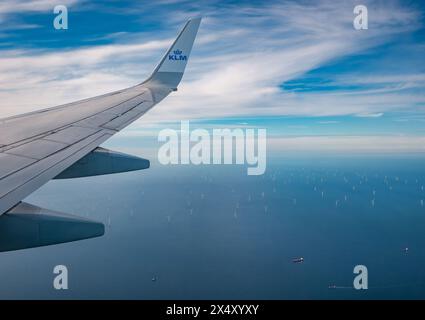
left=0, top=0, right=80, bottom=15
left=0, top=0, right=423, bottom=128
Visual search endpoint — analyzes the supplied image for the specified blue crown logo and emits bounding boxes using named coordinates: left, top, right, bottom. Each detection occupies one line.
left=169, top=49, right=187, bottom=61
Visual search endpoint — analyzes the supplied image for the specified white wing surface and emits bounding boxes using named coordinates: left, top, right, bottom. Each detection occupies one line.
left=0, top=18, right=201, bottom=251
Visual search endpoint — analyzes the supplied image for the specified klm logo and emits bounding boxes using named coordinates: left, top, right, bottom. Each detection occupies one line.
left=169, top=49, right=187, bottom=61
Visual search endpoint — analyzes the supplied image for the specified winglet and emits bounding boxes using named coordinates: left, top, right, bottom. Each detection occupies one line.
left=144, top=18, right=201, bottom=89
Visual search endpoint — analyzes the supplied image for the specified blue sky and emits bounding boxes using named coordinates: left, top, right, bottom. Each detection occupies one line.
left=0, top=0, right=424, bottom=152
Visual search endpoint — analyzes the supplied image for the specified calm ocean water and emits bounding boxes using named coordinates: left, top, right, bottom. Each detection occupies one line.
left=1, top=153, right=425, bottom=299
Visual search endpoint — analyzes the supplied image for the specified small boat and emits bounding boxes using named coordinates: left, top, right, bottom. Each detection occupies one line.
left=292, top=257, right=304, bottom=263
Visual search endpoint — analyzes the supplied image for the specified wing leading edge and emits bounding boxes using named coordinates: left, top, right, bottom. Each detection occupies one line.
left=0, top=18, right=201, bottom=251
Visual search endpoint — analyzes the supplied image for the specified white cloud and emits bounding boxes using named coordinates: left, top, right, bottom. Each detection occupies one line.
left=0, top=0, right=80, bottom=15
left=268, top=135, right=425, bottom=153
left=0, top=0, right=423, bottom=125
left=355, top=113, right=384, bottom=118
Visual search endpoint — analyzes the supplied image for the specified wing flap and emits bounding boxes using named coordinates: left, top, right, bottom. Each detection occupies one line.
left=0, top=154, right=36, bottom=179
left=5, top=139, right=68, bottom=160
left=102, top=108, right=145, bottom=130
left=43, top=126, right=100, bottom=145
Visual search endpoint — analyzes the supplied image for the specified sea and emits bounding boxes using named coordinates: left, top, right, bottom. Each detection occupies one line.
left=1, top=152, right=425, bottom=299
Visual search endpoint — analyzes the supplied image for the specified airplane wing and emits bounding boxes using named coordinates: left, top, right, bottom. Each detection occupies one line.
left=0, top=18, right=201, bottom=252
